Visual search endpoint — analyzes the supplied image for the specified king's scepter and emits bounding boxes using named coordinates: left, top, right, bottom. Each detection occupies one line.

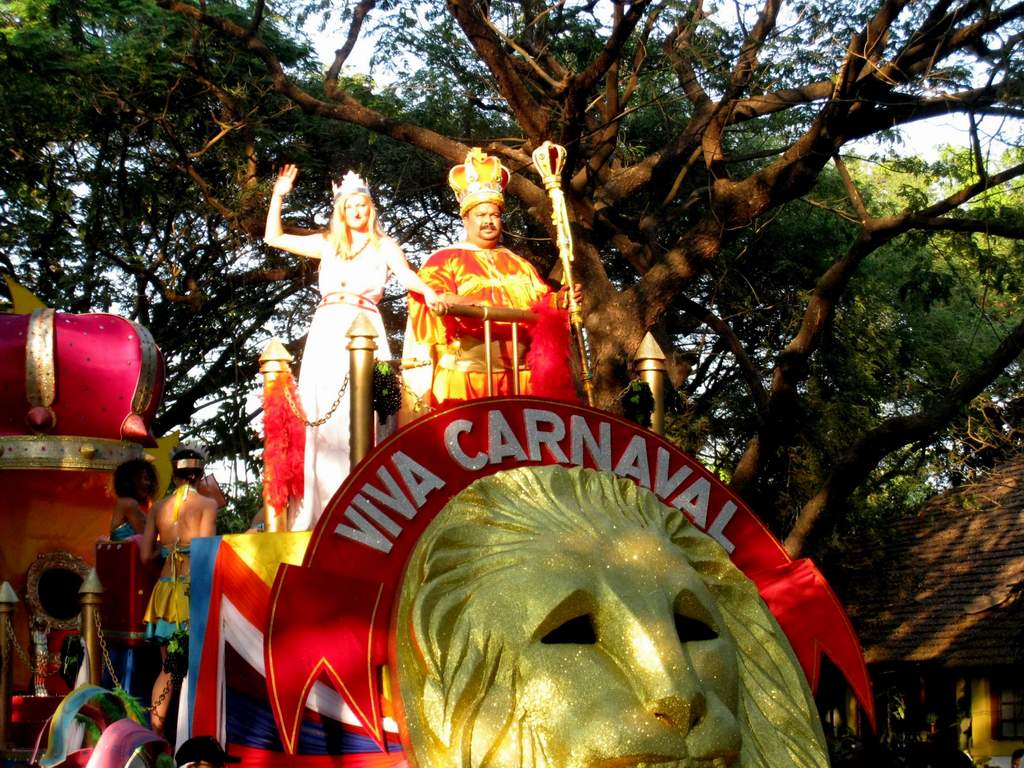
left=531, top=141, right=595, bottom=406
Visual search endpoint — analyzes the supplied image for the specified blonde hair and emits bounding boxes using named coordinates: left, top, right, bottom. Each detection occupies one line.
left=326, top=192, right=383, bottom=259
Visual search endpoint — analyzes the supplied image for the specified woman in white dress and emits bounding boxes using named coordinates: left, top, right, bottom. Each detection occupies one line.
left=264, top=164, right=442, bottom=530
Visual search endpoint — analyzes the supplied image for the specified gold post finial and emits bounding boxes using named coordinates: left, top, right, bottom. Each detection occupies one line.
left=634, top=333, right=667, bottom=435
left=79, top=569, right=103, bottom=686
left=0, top=583, right=17, bottom=605
left=259, top=338, right=294, bottom=376
left=348, top=313, right=379, bottom=469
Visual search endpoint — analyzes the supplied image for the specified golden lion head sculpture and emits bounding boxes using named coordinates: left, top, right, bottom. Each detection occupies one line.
left=393, top=465, right=829, bottom=768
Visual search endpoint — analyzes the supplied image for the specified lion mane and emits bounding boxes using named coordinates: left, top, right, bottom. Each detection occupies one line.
left=394, top=465, right=830, bottom=768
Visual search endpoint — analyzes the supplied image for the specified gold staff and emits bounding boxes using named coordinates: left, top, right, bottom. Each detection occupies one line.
left=531, top=141, right=595, bottom=406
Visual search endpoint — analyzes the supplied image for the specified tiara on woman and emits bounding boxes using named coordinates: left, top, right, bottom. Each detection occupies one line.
left=332, top=171, right=371, bottom=201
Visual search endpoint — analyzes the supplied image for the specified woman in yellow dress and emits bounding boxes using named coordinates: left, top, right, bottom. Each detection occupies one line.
left=140, top=445, right=220, bottom=735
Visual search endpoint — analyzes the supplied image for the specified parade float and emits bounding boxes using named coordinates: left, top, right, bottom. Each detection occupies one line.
left=182, top=396, right=875, bottom=767
left=0, top=302, right=877, bottom=768
left=0, top=285, right=175, bottom=749
left=1, top=144, right=876, bottom=767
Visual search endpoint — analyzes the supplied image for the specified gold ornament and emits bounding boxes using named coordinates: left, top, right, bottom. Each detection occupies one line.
left=531, top=141, right=594, bottom=405
left=449, top=148, right=510, bottom=217
left=394, top=465, right=829, bottom=768
left=0, top=434, right=144, bottom=470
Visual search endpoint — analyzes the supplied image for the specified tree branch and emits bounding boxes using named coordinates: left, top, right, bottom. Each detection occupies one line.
left=664, top=2, right=712, bottom=108
left=570, top=0, right=651, bottom=96
left=154, top=0, right=508, bottom=200
left=729, top=160, right=1024, bottom=497
left=881, top=0, right=1024, bottom=87
left=325, top=0, right=377, bottom=99
left=678, top=296, right=769, bottom=419
left=834, top=154, right=869, bottom=222
left=249, top=0, right=265, bottom=32
left=784, top=315, right=1024, bottom=557
left=480, top=10, right=565, bottom=89
left=724, top=0, right=783, bottom=101
left=702, top=0, right=784, bottom=180
left=447, top=0, right=549, bottom=140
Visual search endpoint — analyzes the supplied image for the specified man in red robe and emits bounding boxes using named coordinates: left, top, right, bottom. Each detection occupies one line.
left=406, top=148, right=572, bottom=407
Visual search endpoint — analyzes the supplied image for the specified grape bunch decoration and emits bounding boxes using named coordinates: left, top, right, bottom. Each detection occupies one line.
left=373, top=361, right=402, bottom=423
left=621, top=380, right=655, bottom=428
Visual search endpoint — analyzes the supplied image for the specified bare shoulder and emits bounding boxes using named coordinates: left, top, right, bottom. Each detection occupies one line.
left=175, top=493, right=218, bottom=537
left=115, top=496, right=140, bottom=513
left=377, top=236, right=406, bottom=260
left=150, top=495, right=172, bottom=517
left=148, top=495, right=175, bottom=535
left=188, top=493, right=219, bottom=514
left=197, top=495, right=219, bottom=535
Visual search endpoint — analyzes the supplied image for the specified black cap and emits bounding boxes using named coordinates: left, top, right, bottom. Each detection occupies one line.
left=174, top=736, right=241, bottom=766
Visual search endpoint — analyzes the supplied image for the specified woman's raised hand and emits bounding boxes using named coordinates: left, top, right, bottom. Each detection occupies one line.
left=272, top=164, right=298, bottom=198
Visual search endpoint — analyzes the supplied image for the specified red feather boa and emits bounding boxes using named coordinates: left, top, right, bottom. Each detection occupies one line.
left=262, top=374, right=305, bottom=510
left=527, top=300, right=578, bottom=402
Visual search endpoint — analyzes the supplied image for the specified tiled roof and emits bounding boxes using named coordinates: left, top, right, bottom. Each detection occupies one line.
left=848, top=456, right=1024, bottom=667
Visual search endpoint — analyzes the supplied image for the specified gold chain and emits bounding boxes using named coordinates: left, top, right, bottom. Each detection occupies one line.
left=397, top=377, right=434, bottom=417
left=2, top=615, right=35, bottom=672
left=1, top=613, right=172, bottom=711
left=150, top=674, right=175, bottom=711
left=616, top=380, right=641, bottom=401
left=95, top=610, right=177, bottom=712
left=94, top=611, right=121, bottom=690
left=2, top=616, right=61, bottom=678
left=285, top=374, right=349, bottom=427
left=284, top=365, right=439, bottom=425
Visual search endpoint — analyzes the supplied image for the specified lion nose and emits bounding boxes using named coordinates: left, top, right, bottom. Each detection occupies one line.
left=649, top=690, right=705, bottom=734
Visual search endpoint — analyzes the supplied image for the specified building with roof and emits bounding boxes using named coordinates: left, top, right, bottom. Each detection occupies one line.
left=848, top=456, right=1024, bottom=765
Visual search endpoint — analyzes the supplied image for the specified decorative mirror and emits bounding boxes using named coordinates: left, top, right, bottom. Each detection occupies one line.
left=25, top=550, right=91, bottom=630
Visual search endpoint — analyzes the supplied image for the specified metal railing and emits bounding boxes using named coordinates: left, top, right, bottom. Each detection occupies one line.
left=257, top=307, right=670, bottom=526
left=435, top=304, right=537, bottom=397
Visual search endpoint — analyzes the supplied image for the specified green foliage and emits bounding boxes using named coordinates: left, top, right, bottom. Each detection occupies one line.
left=111, top=686, right=149, bottom=724
left=0, top=0, right=411, bottom=467
left=163, top=628, right=189, bottom=678
left=217, top=480, right=263, bottom=533
left=71, top=685, right=147, bottom=741
left=621, top=379, right=655, bottom=428
left=372, top=361, right=402, bottom=423
left=2, top=0, right=1023, bottom=572
left=661, top=151, right=1024, bottom=545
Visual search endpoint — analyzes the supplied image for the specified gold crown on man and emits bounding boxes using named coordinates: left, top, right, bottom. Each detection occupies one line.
left=449, top=148, right=509, bottom=216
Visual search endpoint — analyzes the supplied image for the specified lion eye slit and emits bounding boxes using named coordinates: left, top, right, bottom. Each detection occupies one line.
left=541, top=614, right=597, bottom=644
left=674, top=613, right=718, bottom=643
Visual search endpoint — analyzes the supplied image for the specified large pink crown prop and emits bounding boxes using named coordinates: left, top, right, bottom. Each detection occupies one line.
left=0, top=309, right=163, bottom=445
